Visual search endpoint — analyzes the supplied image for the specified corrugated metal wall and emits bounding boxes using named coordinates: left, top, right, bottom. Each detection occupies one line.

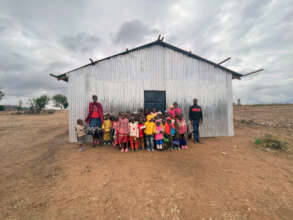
left=68, top=45, right=233, bottom=142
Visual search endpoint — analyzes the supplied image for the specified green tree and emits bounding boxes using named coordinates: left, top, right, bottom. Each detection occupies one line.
left=0, top=89, right=5, bottom=111
left=0, top=89, right=4, bottom=101
left=35, top=95, right=50, bottom=112
left=52, top=94, right=68, bottom=109
left=28, top=95, right=50, bottom=113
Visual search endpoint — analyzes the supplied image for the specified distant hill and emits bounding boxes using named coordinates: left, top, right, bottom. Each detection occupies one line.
left=1, top=105, right=29, bottom=111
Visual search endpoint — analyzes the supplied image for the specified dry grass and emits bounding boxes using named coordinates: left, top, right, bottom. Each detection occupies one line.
left=0, top=105, right=293, bottom=219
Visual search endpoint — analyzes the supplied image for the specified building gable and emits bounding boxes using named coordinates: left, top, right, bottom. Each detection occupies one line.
left=52, top=40, right=243, bottom=82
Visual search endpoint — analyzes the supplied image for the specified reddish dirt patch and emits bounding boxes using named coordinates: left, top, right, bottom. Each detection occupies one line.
left=1, top=106, right=293, bottom=219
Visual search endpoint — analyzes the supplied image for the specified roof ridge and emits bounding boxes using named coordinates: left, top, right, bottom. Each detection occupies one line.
left=52, top=39, right=242, bottom=81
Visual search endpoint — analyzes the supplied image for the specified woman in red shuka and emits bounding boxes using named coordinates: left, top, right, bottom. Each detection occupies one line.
left=85, top=95, right=104, bottom=147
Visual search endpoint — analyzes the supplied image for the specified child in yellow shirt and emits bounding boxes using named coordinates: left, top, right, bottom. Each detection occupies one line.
left=144, top=115, right=156, bottom=152
left=102, top=114, right=112, bottom=145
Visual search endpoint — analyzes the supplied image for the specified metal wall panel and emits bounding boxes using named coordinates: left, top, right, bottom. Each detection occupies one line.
left=68, top=45, right=234, bottom=142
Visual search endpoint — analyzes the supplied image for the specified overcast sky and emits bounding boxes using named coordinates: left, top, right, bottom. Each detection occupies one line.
left=0, top=0, right=292, bottom=106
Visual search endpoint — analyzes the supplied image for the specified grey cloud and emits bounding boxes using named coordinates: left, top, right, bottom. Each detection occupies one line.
left=241, top=0, right=268, bottom=18
left=62, top=33, right=100, bottom=53
left=0, top=0, right=292, bottom=105
left=112, top=20, right=159, bottom=45
left=0, top=52, right=32, bottom=71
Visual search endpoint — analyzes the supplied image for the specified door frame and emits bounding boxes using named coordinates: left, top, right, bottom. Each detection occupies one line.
left=144, top=90, right=166, bottom=112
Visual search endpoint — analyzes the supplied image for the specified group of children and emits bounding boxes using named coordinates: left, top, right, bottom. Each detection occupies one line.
left=76, top=108, right=193, bottom=152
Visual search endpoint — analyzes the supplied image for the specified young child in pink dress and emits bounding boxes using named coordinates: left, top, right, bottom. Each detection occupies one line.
left=118, top=113, right=129, bottom=152
left=155, top=120, right=164, bottom=151
left=177, top=114, right=188, bottom=149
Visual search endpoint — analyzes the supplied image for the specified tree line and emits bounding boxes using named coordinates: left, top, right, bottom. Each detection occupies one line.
left=0, top=89, right=68, bottom=113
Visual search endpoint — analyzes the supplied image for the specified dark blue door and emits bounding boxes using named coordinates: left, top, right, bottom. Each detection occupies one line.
left=144, top=90, right=166, bottom=112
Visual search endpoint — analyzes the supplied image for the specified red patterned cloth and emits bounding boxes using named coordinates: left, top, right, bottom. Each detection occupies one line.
left=85, top=102, right=104, bottom=124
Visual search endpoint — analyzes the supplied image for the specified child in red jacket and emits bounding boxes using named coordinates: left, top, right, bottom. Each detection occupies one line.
left=137, top=117, right=146, bottom=151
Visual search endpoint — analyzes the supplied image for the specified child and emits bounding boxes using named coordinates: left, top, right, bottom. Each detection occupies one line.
left=173, top=116, right=180, bottom=150
left=118, top=113, right=129, bottom=152
left=75, top=119, right=87, bottom=152
left=112, top=116, right=119, bottom=146
left=163, top=117, right=175, bottom=151
left=155, top=120, right=164, bottom=151
left=144, top=115, right=156, bottom=152
left=187, top=120, right=193, bottom=139
left=129, top=116, right=139, bottom=151
left=138, top=117, right=146, bottom=151
left=102, top=113, right=112, bottom=145
left=177, top=114, right=188, bottom=149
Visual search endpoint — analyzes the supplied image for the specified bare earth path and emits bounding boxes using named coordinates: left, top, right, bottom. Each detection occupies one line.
left=1, top=106, right=293, bottom=219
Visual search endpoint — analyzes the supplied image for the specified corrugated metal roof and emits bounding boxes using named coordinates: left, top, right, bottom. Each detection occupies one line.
left=53, top=39, right=243, bottom=81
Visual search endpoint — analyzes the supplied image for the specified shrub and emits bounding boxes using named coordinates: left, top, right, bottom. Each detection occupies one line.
left=254, top=134, right=288, bottom=151
left=0, top=105, right=4, bottom=111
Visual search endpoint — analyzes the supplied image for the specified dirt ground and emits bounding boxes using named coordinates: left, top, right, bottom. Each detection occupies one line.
left=1, top=105, right=293, bottom=220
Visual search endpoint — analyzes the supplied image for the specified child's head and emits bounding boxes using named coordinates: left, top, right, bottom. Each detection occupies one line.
left=152, top=107, right=156, bottom=113
left=145, top=108, right=150, bottom=115
left=104, top=113, right=109, bottom=120
left=155, top=121, right=160, bottom=126
left=139, top=117, right=144, bottom=123
left=173, top=102, right=178, bottom=108
left=134, top=114, right=139, bottom=122
left=146, top=114, right=152, bottom=121
left=110, top=115, right=116, bottom=121
left=129, top=116, right=135, bottom=123
left=77, top=119, right=83, bottom=125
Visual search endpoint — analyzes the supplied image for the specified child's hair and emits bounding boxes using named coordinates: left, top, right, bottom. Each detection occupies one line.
left=155, top=121, right=160, bottom=126
left=129, top=116, right=134, bottom=123
left=77, top=119, right=83, bottom=125
left=139, top=117, right=144, bottom=123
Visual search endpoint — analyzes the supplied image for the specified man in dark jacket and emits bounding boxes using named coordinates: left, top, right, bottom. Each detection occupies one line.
left=189, top=98, right=203, bottom=143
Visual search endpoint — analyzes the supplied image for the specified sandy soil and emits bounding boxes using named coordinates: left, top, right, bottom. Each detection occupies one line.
left=0, top=105, right=293, bottom=220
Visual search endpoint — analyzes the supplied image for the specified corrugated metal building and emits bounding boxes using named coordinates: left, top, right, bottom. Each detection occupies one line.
left=53, top=40, right=243, bottom=142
